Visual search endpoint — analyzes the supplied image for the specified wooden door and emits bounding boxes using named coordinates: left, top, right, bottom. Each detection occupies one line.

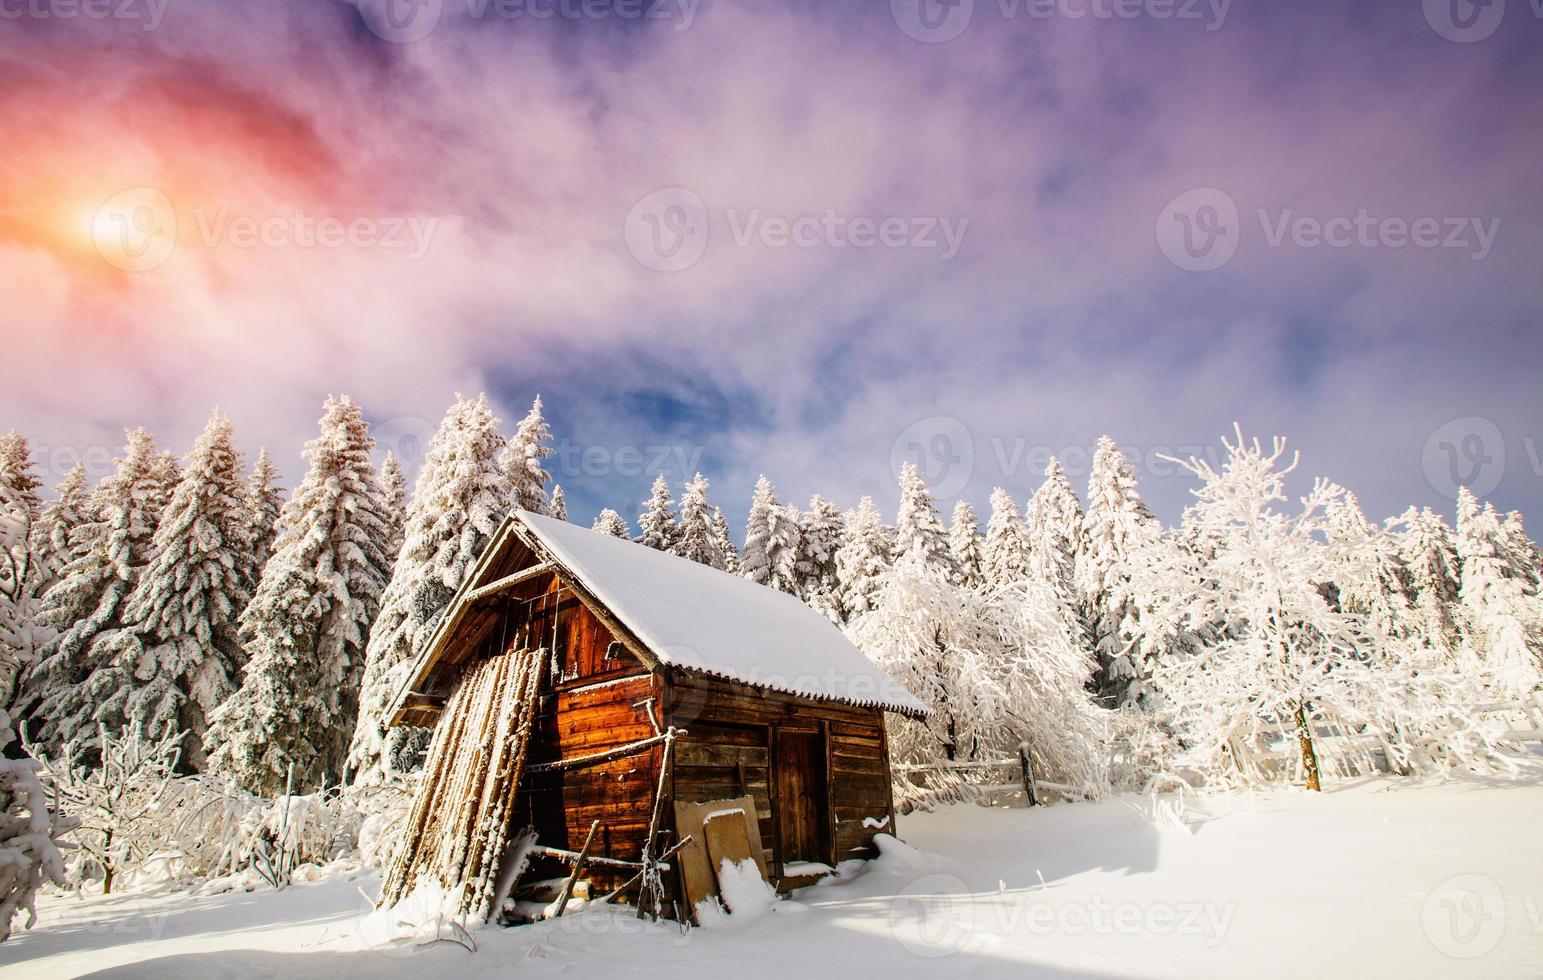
left=772, top=728, right=830, bottom=866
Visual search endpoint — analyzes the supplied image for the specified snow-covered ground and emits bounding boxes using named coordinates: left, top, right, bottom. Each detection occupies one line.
left=7, top=771, right=1542, bottom=979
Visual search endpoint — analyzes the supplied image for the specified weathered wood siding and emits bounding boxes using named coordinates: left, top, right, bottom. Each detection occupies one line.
left=665, top=672, right=895, bottom=873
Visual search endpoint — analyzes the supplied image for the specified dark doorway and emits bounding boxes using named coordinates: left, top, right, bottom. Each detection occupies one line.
left=772, top=727, right=830, bottom=866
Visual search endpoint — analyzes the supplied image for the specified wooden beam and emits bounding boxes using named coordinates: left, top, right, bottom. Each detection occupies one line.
left=462, top=562, right=554, bottom=604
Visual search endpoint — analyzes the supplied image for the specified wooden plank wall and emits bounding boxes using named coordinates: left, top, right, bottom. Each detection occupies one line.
left=665, top=673, right=896, bottom=871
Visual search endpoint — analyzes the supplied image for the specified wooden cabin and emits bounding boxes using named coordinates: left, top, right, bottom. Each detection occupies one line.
left=384, top=509, right=927, bottom=920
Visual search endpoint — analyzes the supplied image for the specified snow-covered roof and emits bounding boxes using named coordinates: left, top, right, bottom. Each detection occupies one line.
left=512, top=510, right=928, bottom=716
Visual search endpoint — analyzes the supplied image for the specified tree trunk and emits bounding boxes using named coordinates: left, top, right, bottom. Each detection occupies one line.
left=1295, top=700, right=1321, bottom=792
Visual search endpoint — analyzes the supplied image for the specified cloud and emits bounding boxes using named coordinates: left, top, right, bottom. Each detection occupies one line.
left=1, top=1, right=1539, bottom=531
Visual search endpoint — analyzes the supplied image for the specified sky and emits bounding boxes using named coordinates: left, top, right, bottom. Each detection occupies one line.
left=2, top=0, right=1540, bottom=536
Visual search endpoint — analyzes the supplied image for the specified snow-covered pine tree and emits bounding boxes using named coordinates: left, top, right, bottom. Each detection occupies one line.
left=1498, top=511, right=1542, bottom=595
left=676, top=473, right=724, bottom=568
left=592, top=508, right=631, bottom=538
left=349, top=394, right=512, bottom=785
left=637, top=474, right=679, bottom=553
left=1077, top=437, right=1159, bottom=707
left=206, top=396, right=393, bottom=795
left=501, top=395, right=555, bottom=515
left=0, top=435, right=46, bottom=710
left=947, top=500, right=983, bottom=589
left=1396, top=506, right=1463, bottom=660
left=1025, top=457, right=1085, bottom=613
left=982, top=487, right=1031, bottom=588
left=0, top=707, right=71, bottom=941
left=246, top=448, right=284, bottom=573
left=22, top=429, right=172, bottom=760
left=834, top=496, right=893, bottom=622
left=549, top=484, right=568, bottom=522
left=379, top=450, right=408, bottom=562
left=709, top=506, right=739, bottom=573
left=797, top=495, right=846, bottom=620
left=34, top=464, right=91, bottom=587
left=111, top=410, right=257, bottom=771
left=894, top=462, right=956, bottom=577
left=741, top=477, right=799, bottom=593
left=1325, top=491, right=1414, bottom=647
left=1454, top=489, right=1542, bottom=699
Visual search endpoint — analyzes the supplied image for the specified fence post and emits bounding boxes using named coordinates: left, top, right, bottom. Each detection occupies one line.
left=1018, top=745, right=1040, bottom=807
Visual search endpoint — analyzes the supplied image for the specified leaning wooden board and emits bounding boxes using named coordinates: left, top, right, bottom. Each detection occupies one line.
left=672, top=795, right=768, bottom=920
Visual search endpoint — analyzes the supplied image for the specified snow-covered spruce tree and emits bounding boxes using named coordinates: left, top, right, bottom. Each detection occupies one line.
left=23, top=429, right=173, bottom=761
left=637, top=474, right=679, bottom=553
left=797, top=495, right=846, bottom=621
left=741, top=476, right=800, bottom=593
left=34, top=464, right=91, bottom=586
left=1141, top=430, right=1502, bottom=791
left=501, top=395, right=555, bottom=515
left=592, top=508, right=631, bottom=538
left=349, top=395, right=511, bottom=785
left=1325, top=491, right=1414, bottom=647
left=894, top=462, right=956, bottom=578
left=1077, top=437, right=1159, bottom=708
left=247, top=448, right=284, bottom=573
left=549, top=484, right=568, bottom=522
left=206, top=396, right=392, bottom=796
left=676, top=473, right=725, bottom=569
left=709, top=505, right=739, bottom=572
left=0, top=435, right=47, bottom=711
left=379, top=450, right=408, bottom=562
left=1395, top=506, right=1464, bottom=661
left=115, top=410, right=258, bottom=771
left=0, top=707, right=71, bottom=940
left=1497, top=511, right=1542, bottom=595
left=846, top=551, right=1104, bottom=802
left=835, top=496, right=893, bottom=622
left=1025, top=457, right=1085, bottom=613
left=1455, top=489, right=1542, bottom=699
left=982, top=487, right=1031, bottom=589
left=948, top=500, right=983, bottom=589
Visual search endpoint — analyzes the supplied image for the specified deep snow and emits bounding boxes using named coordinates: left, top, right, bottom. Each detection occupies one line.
left=6, top=772, right=1542, bottom=978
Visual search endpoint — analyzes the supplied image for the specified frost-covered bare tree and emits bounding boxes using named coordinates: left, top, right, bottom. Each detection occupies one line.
left=0, top=708, right=71, bottom=942
left=846, top=551, right=1104, bottom=805
left=1141, top=429, right=1503, bottom=791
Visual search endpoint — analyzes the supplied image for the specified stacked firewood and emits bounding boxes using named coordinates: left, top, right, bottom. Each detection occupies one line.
left=380, top=644, right=546, bottom=918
